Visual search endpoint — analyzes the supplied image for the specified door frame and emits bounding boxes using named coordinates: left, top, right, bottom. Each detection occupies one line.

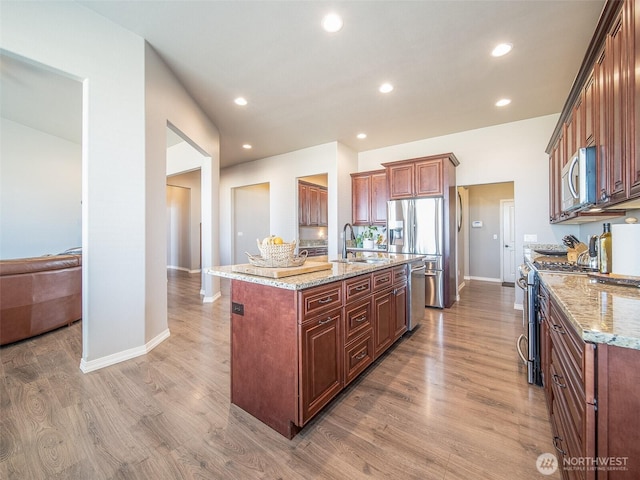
left=499, top=199, right=516, bottom=284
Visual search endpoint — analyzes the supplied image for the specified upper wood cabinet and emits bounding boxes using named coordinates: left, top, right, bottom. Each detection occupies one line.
left=383, top=154, right=458, bottom=200
left=547, top=0, right=640, bottom=219
left=350, top=169, right=387, bottom=226
left=299, top=181, right=327, bottom=226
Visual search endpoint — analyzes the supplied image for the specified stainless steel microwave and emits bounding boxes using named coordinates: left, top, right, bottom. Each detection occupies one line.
left=561, top=146, right=596, bottom=212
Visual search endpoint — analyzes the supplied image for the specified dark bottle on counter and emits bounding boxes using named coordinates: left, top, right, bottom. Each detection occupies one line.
left=599, top=223, right=612, bottom=274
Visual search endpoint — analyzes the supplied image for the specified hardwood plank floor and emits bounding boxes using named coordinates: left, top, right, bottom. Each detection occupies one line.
left=1, top=271, right=558, bottom=479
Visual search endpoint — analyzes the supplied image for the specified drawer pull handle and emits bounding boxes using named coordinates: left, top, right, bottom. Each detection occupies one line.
left=355, top=315, right=367, bottom=323
left=355, top=351, right=367, bottom=360
left=553, top=436, right=566, bottom=456
left=354, top=285, right=367, bottom=291
left=551, top=324, right=565, bottom=334
left=552, top=374, right=567, bottom=389
left=319, top=316, right=333, bottom=325
left=318, top=296, right=333, bottom=304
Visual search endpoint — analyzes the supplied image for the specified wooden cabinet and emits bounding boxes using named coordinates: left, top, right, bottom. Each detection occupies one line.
left=548, top=0, right=640, bottom=216
left=351, top=169, right=387, bottom=226
left=299, top=307, right=343, bottom=424
left=298, top=181, right=327, bottom=226
left=547, top=300, right=596, bottom=480
left=372, top=266, right=407, bottom=358
left=230, top=264, right=413, bottom=438
left=542, top=294, right=596, bottom=480
left=384, top=155, right=455, bottom=200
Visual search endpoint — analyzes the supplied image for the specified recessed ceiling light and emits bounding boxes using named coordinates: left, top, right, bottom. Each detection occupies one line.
left=322, top=13, right=343, bottom=33
left=242, top=144, right=252, bottom=149
left=491, top=43, right=513, bottom=57
left=234, top=97, right=248, bottom=106
left=495, top=98, right=511, bottom=107
left=357, top=133, right=367, bottom=139
left=379, top=83, right=394, bottom=94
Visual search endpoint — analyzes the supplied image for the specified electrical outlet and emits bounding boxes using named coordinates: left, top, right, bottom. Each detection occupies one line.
left=524, top=234, right=537, bottom=242
left=232, top=302, right=244, bottom=315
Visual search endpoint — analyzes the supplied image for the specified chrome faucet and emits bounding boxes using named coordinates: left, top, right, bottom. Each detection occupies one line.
left=342, top=223, right=355, bottom=259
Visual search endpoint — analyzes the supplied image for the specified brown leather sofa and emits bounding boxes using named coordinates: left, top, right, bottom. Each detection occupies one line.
left=0, top=254, right=82, bottom=346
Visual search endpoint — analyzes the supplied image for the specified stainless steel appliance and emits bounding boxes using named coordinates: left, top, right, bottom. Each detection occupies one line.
left=408, top=260, right=426, bottom=330
left=516, top=257, right=596, bottom=385
left=387, top=197, right=444, bottom=308
left=561, top=146, right=596, bottom=212
left=516, top=263, right=542, bottom=386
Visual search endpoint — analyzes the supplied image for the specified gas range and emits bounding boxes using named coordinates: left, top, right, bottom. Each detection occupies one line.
left=532, top=260, right=597, bottom=274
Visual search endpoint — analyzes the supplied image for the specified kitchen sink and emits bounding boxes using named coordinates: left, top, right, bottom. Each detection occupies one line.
left=332, top=257, right=391, bottom=265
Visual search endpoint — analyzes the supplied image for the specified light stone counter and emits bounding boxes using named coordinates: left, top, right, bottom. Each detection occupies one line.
left=539, top=272, right=640, bottom=350
left=207, top=253, right=424, bottom=291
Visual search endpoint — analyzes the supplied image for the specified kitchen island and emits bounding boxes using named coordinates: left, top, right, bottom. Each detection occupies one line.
left=537, top=272, right=640, bottom=479
left=208, top=253, right=423, bottom=438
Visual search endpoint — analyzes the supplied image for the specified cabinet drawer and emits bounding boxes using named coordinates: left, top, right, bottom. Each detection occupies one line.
left=299, top=282, right=343, bottom=321
left=344, top=331, right=374, bottom=386
left=392, top=265, right=407, bottom=285
left=372, top=269, right=393, bottom=291
left=549, top=348, right=586, bottom=446
left=344, top=297, right=372, bottom=344
left=549, top=302, right=585, bottom=385
left=344, top=274, right=372, bottom=303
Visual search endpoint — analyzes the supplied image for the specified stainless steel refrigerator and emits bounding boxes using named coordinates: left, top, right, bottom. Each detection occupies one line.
left=387, top=197, right=444, bottom=308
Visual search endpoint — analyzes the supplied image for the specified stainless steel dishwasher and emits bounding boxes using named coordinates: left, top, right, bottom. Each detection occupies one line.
left=407, top=260, right=426, bottom=331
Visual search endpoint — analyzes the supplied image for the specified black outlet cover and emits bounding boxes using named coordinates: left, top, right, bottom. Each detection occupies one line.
left=232, top=302, right=244, bottom=316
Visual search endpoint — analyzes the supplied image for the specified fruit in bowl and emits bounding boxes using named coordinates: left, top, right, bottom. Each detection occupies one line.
left=261, top=235, right=284, bottom=246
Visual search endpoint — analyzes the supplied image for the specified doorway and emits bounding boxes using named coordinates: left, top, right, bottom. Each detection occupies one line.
left=460, top=182, right=515, bottom=283
left=500, top=199, right=516, bottom=285
left=233, top=183, right=270, bottom=264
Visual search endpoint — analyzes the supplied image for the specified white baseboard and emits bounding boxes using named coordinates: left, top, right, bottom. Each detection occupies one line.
left=79, top=328, right=171, bottom=373
left=464, top=276, right=502, bottom=283
left=514, top=303, right=524, bottom=311
left=203, top=291, right=221, bottom=304
left=167, top=266, right=202, bottom=274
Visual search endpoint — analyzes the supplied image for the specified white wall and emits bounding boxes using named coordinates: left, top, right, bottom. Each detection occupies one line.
left=359, top=114, right=581, bottom=306
left=0, top=119, right=82, bottom=259
left=1, top=2, right=220, bottom=369
left=145, top=44, right=220, bottom=311
left=2, top=2, right=149, bottom=365
left=219, top=141, right=357, bottom=265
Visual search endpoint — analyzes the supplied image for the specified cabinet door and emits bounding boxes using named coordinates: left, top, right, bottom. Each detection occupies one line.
left=352, top=174, right=371, bottom=225
left=630, top=0, right=640, bottom=199
left=392, top=283, right=407, bottom=340
left=607, top=12, right=628, bottom=203
left=298, top=183, right=309, bottom=225
left=387, top=163, right=415, bottom=199
left=373, top=288, right=394, bottom=358
left=584, top=72, right=596, bottom=146
left=308, top=186, right=320, bottom=226
left=299, top=309, right=343, bottom=424
left=319, top=188, right=328, bottom=226
left=595, top=47, right=610, bottom=205
left=415, top=159, right=443, bottom=197
left=370, top=171, right=388, bottom=225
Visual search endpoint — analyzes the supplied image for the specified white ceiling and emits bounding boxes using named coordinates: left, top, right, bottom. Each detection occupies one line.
left=2, top=1, right=606, bottom=168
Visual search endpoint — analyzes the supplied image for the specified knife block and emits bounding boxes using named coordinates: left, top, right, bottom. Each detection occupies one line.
left=567, top=243, right=587, bottom=263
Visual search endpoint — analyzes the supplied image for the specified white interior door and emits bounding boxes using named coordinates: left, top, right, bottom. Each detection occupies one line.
left=501, top=199, right=516, bottom=284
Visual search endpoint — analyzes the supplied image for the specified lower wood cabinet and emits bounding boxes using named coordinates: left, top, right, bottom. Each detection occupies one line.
left=299, top=308, right=343, bottom=424
left=542, top=288, right=640, bottom=479
left=229, top=264, right=411, bottom=439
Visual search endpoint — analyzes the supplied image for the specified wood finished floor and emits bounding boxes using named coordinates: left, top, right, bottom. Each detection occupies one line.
left=1, top=272, right=559, bottom=479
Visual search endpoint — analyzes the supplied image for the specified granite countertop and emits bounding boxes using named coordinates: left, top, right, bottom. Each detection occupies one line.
left=539, top=272, right=640, bottom=350
left=207, top=253, right=424, bottom=291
